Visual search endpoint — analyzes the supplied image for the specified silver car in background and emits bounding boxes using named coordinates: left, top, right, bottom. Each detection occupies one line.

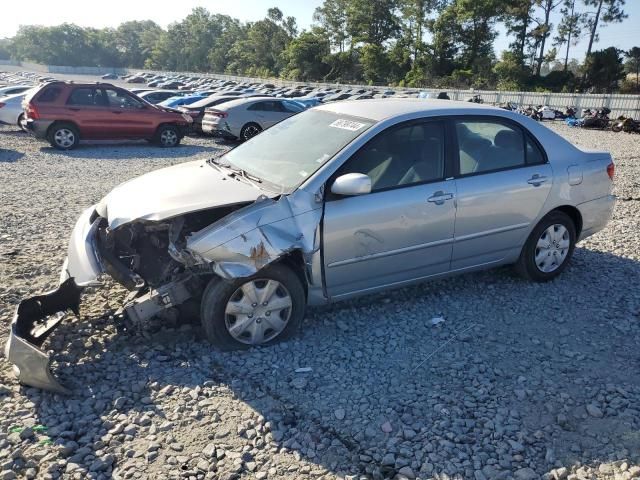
left=0, top=90, right=35, bottom=131
left=6, top=99, right=616, bottom=393
left=201, top=97, right=305, bottom=141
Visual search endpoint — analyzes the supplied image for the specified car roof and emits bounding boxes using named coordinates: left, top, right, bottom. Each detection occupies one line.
left=315, top=98, right=503, bottom=122
left=213, top=96, right=279, bottom=110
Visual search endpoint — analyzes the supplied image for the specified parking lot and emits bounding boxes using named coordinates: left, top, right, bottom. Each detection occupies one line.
left=0, top=115, right=639, bottom=480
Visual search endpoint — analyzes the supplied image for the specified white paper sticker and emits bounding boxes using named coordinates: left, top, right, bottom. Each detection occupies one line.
left=329, top=119, right=366, bottom=131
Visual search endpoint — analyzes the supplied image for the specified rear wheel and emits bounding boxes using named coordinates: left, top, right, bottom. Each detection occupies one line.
left=48, top=123, right=80, bottom=150
left=17, top=114, right=28, bottom=132
left=515, top=211, right=576, bottom=282
left=155, top=125, right=181, bottom=147
left=200, top=264, right=305, bottom=350
left=612, top=123, right=623, bottom=133
left=240, top=122, right=262, bottom=142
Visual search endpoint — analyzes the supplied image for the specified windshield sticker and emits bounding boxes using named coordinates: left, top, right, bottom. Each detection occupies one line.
left=299, top=170, right=309, bottom=177
left=329, top=119, right=367, bottom=131
left=316, top=153, right=331, bottom=163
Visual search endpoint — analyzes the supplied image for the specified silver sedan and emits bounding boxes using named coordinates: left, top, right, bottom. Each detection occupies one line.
left=201, top=97, right=304, bottom=141
left=6, top=99, right=616, bottom=392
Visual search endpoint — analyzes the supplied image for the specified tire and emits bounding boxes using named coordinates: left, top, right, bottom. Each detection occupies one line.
left=155, top=125, right=181, bottom=147
left=48, top=122, right=80, bottom=150
left=612, top=123, right=623, bottom=133
left=17, top=114, right=28, bottom=133
left=515, top=211, right=576, bottom=282
left=200, top=264, right=305, bottom=350
left=240, top=122, right=262, bottom=142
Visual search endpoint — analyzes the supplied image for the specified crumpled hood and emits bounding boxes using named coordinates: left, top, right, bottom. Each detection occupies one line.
left=100, top=160, right=270, bottom=229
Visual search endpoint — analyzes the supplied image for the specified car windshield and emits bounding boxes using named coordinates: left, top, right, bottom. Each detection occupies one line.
left=220, top=110, right=375, bottom=193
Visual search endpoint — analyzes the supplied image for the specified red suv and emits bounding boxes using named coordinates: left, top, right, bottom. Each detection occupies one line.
left=23, top=82, right=192, bottom=150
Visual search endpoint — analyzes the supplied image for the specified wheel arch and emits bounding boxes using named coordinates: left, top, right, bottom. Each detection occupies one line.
left=549, top=205, right=583, bottom=238
left=47, top=120, right=80, bottom=138
left=272, top=250, right=308, bottom=299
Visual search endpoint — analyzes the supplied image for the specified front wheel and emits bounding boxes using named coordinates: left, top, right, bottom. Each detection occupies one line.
left=612, top=123, right=623, bottom=133
left=200, top=264, right=305, bottom=350
left=515, top=211, right=576, bottom=282
left=155, top=125, right=181, bottom=147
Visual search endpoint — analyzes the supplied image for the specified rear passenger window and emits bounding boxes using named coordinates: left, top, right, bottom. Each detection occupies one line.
left=526, top=136, right=546, bottom=165
left=67, top=88, right=102, bottom=106
left=456, top=120, right=525, bottom=175
left=37, top=87, right=62, bottom=103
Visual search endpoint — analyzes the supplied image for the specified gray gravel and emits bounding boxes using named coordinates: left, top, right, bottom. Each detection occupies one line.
left=1, top=122, right=639, bottom=480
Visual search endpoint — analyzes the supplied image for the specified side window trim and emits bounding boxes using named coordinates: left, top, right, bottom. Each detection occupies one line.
left=450, top=115, right=547, bottom=178
left=327, top=118, right=450, bottom=200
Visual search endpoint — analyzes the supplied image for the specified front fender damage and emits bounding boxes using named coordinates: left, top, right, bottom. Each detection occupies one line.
left=186, top=190, right=323, bottom=280
left=5, top=188, right=324, bottom=393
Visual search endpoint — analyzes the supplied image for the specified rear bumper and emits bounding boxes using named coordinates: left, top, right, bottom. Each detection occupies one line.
left=26, top=119, right=54, bottom=139
left=577, top=194, right=616, bottom=241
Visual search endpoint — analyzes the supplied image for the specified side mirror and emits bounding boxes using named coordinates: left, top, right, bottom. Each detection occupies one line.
left=331, top=173, right=371, bottom=196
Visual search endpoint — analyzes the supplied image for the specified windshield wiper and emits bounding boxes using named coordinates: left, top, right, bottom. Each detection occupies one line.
left=207, top=157, right=262, bottom=184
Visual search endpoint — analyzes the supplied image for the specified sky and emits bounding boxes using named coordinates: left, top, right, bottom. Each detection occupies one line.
left=2, top=0, right=639, bottom=60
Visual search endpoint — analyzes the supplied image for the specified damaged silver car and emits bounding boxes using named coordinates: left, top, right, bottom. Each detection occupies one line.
left=6, top=99, right=616, bottom=393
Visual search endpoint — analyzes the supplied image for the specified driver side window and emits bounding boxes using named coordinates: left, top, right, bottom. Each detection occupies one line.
left=335, top=121, right=445, bottom=192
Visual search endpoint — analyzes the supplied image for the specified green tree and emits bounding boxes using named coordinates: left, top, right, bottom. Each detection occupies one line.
left=625, top=47, right=640, bottom=91
left=115, top=21, right=163, bottom=68
left=281, top=28, right=331, bottom=81
left=583, top=46, right=625, bottom=92
left=346, top=0, right=399, bottom=45
left=553, top=0, right=584, bottom=72
left=493, top=50, right=530, bottom=89
left=531, top=0, right=562, bottom=76
left=313, top=0, right=350, bottom=52
left=503, top=0, right=536, bottom=63
left=582, top=0, right=627, bottom=60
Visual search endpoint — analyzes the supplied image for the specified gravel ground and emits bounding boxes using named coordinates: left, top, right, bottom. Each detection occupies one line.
left=0, top=122, right=639, bottom=480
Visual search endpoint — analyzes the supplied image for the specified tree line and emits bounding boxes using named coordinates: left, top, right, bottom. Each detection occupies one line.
left=1, top=0, right=639, bottom=93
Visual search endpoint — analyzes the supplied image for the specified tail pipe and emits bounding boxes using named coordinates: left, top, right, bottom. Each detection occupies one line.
left=4, top=278, right=83, bottom=394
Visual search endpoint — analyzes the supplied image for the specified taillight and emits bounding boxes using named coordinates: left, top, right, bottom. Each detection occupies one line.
left=209, top=110, right=228, bottom=119
left=607, top=162, right=615, bottom=180
left=26, top=102, right=40, bottom=120
left=0, top=103, right=5, bottom=109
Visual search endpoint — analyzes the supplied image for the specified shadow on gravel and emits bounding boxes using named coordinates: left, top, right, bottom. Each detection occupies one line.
left=0, top=148, right=24, bottom=163
left=37, top=142, right=224, bottom=160
left=13, top=247, right=640, bottom=479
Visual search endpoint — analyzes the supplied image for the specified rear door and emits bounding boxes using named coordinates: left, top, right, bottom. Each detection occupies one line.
left=64, top=87, right=113, bottom=139
left=450, top=117, right=553, bottom=270
left=248, top=101, right=290, bottom=128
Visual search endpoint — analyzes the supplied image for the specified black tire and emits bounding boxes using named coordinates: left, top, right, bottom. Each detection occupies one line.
left=240, top=122, right=262, bottom=142
left=48, top=122, right=80, bottom=150
left=17, top=113, right=28, bottom=133
left=154, top=124, right=181, bottom=147
left=515, top=211, right=576, bottom=282
left=612, top=123, right=622, bottom=133
left=200, top=264, right=305, bottom=350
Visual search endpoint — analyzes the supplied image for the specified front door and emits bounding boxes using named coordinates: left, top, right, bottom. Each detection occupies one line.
left=103, top=88, right=157, bottom=138
left=64, top=87, right=113, bottom=139
left=451, top=118, right=553, bottom=270
left=323, top=120, right=457, bottom=299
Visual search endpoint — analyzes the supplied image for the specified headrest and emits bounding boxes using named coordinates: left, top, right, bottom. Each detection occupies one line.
left=494, top=130, right=521, bottom=150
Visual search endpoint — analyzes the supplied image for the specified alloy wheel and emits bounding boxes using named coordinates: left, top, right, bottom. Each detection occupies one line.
left=534, top=224, right=570, bottom=273
left=224, top=279, right=292, bottom=345
left=160, top=129, right=178, bottom=146
left=54, top=128, right=75, bottom=148
left=243, top=125, right=260, bottom=141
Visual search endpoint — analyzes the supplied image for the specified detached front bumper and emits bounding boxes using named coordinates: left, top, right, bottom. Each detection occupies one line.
left=4, top=279, right=82, bottom=394
left=4, top=206, right=103, bottom=393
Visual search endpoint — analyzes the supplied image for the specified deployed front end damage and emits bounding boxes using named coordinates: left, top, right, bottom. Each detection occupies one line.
left=5, top=182, right=323, bottom=393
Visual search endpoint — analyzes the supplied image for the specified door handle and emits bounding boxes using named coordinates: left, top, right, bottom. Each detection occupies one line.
left=111, top=111, right=123, bottom=114
left=67, top=107, right=80, bottom=111
left=427, top=191, right=454, bottom=205
left=527, top=174, right=548, bottom=186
